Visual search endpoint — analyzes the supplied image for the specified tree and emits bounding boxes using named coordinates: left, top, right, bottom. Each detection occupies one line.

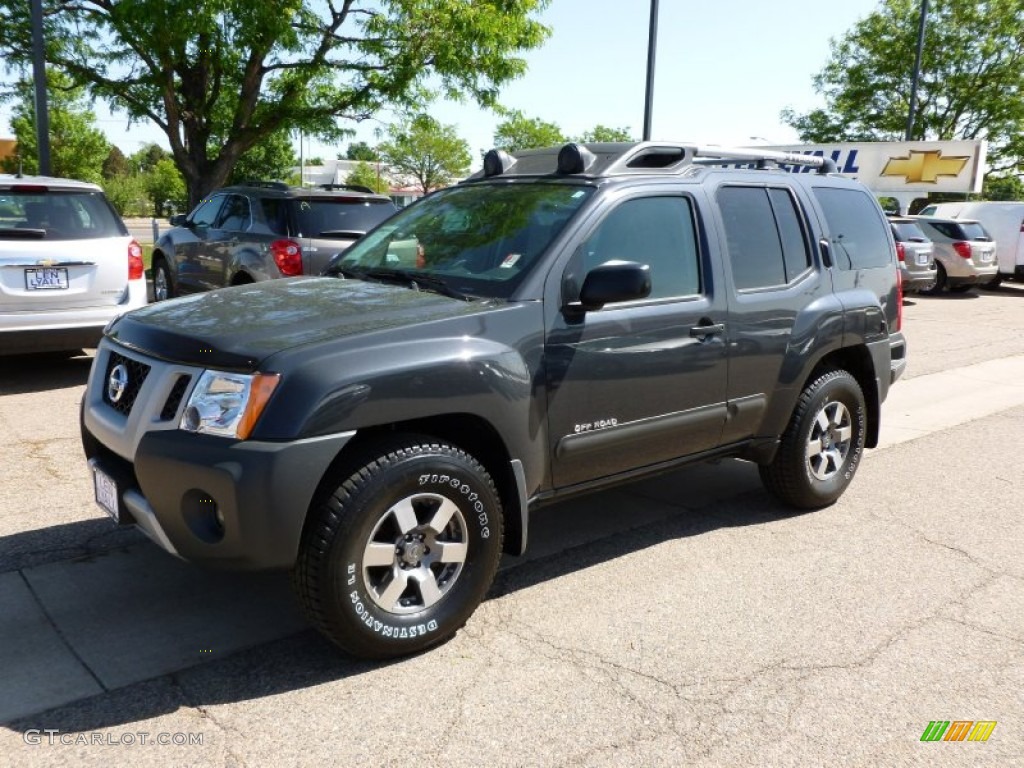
left=982, top=174, right=1024, bottom=201
left=0, top=1, right=551, bottom=207
left=346, top=141, right=379, bottom=161
left=145, top=157, right=187, bottom=217
left=346, top=160, right=389, bottom=194
left=575, top=125, right=634, bottom=143
left=228, top=129, right=296, bottom=184
left=781, top=0, right=1024, bottom=171
left=102, top=173, right=149, bottom=216
left=0, top=69, right=108, bottom=181
left=130, top=144, right=171, bottom=174
left=378, top=114, right=470, bottom=194
left=493, top=110, right=565, bottom=152
left=102, top=146, right=131, bottom=180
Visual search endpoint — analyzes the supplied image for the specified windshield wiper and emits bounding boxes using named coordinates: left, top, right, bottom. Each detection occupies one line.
left=0, top=228, right=46, bottom=239
left=359, top=267, right=471, bottom=301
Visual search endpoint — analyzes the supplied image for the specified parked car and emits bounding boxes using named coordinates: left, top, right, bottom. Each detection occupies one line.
left=151, top=182, right=398, bottom=300
left=0, top=175, right=146, bottom=355
left=82, top=141, right=906, bottom=659
left=888, top=216, right=937, bottom=292
left=909, top=215, right=998, bottom=293
left=918, top=201, right=1024, bottom=286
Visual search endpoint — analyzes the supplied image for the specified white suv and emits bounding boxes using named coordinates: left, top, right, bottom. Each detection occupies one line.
left=0, top=175, right=147, bottom=354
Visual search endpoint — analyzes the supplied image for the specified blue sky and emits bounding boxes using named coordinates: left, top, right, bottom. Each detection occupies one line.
left=3, top=0, right=884, bottom=168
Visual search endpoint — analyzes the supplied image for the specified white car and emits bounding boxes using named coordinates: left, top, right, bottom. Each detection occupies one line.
left=0, top=175, right=147, bottom=355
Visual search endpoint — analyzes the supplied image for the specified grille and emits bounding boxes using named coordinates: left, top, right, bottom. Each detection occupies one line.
left=102, top=352, right=151, bottom=416
left=160, top=375, right=192, bottom=421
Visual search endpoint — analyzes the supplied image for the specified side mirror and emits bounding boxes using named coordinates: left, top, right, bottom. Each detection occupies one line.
left=571, top=261, right=651, bottom=312
left=169, top=214, right=189, bottom=227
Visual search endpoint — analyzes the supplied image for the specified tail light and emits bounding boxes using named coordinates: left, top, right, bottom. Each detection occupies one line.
left=270, top=239, right=303, bottom=276
left=895, top=241, right=906, bottom=262
left=895, top=268, right=903, bottom=332
left=953, top=241, right=972, bottom=259
left=128, top=240, right=145, bottom=280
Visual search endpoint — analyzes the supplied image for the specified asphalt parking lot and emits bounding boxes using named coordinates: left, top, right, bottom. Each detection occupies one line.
left=2, top=285, right=1023, bottom=766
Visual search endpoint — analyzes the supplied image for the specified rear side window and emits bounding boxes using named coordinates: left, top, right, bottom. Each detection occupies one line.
left=0, top=191, right=126, bottom=240
left=928, top=220, right=991, bottom=241
left=813, top=187, right=891, bottom=269
left=891, top=221, right=929, bottom=242
left=292, top=198, right=397, bottom=238
left=717, top=186, right=811, bottom=290
left=259, top=197, right=290, bottom=235
left=215, top=194, right=251, bottom=231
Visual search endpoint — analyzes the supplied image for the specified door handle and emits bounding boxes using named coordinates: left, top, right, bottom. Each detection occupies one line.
left=689, top=322, right=725, bottom=339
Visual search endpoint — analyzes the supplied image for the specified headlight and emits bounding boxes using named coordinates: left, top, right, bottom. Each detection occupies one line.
left=180, top=370, right=280, bottom=439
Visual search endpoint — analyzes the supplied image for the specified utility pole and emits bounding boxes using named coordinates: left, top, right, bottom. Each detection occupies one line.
left=30, top=0, right=51, bottom=175
left=905, top=0, right=929, bottom=141
left=642, top=0, right=659, bottom=141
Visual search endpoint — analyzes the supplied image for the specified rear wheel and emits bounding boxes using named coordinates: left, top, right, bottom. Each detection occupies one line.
left=923, top=263, right=946, bottom=295
left=760, top=370, right=866, bottom=509
left=292, top=437, right=504, bottom=659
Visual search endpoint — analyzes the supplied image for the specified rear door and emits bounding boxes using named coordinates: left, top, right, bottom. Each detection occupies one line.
left=0, top=188, right=132, bottom=312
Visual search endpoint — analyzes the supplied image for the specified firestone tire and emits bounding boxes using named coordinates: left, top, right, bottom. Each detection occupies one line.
left=759, top=370, right=866, bottom=509
left=292, top=437, right=504, bottom=660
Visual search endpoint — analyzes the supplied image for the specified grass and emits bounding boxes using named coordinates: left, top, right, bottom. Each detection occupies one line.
left=141, top=243, right=154, bottom=276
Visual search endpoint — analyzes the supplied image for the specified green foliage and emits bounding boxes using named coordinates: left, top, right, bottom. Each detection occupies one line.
left=130, top=144, right=171, bottom=174
left=228, top=129, right=296, bottom=184
left=346, top=160, right=390, bottom=194
left=378, top=114, right=470, bottom=194
left=102, top=146, right=131, bottom=180
left=102, top=173, right=150, bottom=216
left=982, top=174, right=1024, bottom=201
left=575, top=125, right=634, bottom=143
left=0, top=69, right=108, bottom=182
left=346, top=141, right=379, bottom=161
left=0, top=0, right=551, bottom=206
left=782, top=0, right=1024, bottom=170
left=146, top=158, right=187, bottom=216
left=493, top=110, right=565, bottom=152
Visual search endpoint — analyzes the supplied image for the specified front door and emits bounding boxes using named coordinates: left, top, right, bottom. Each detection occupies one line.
left=545, top=193, right=729, bottom=489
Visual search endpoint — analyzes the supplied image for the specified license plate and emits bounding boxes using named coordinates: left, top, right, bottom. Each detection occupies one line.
left=915, top=252, right=929, bottom=266
left=94, top=467, right=119, bottom=523
left=25, top=267, right=69, bottom=290
left=979, top=251, right=993, bottom=263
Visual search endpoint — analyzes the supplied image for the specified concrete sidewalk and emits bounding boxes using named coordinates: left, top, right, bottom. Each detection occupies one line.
left=3, top=354, right=1024, bottom=724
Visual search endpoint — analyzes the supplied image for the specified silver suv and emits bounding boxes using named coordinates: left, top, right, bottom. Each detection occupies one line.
left=888, top=217, right=937, bottom=292
left=911, top=215, right=998, bottom=294
left=151, top=182, right=398, bottom=300
left=0, top=175, right=147, bottom=354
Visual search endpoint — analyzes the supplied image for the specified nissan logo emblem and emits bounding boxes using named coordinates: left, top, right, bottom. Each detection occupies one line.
left=107, top=363, right=129, bottom=404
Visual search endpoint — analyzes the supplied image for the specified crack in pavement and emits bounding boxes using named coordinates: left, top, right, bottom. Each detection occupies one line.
left=167, top=673, right=245, bottom=767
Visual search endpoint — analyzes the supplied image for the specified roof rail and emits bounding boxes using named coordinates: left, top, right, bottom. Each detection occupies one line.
left=318, top=183, right=375, bottom=194
left=602, top=142, right=837, bottom=175
left=235, top=180, right=291, bottom=190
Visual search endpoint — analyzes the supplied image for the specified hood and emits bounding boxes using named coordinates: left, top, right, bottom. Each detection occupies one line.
left=107, top=277, right=490, bottom=370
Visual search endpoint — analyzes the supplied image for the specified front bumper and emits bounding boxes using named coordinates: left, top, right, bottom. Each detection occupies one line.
left=83, top=419, right=355, bottom=570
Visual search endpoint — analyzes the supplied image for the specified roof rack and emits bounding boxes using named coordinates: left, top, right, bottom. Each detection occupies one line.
left=472, top=141, right=838, bottom=181
left=318, top=183, right=375, bottom=194
left=235, top=180, right=291, bottom=190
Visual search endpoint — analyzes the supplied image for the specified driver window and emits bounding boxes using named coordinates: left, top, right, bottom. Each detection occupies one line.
left=190, top=196, right=224, bottom=228
left=578, top=196, right=700, bottom=300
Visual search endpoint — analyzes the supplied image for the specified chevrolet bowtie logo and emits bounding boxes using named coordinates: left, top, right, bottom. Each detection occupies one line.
left=881, top=150, right=970, bottom=183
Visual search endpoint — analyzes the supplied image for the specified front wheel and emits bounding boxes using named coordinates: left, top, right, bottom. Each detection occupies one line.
left=292, top=437, right=504, bottom=659
left=759, top=370, right=866, bottom=509
left=152, top=258, right=175, bottom=301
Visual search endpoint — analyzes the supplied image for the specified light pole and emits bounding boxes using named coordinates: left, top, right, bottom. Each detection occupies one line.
left=905, top=0, right=929, bottom=141
left=642, top=0, right=660, bottom=141
left=30, top=0, right=51, bottom=175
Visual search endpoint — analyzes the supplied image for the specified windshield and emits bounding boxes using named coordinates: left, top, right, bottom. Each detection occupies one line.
left=292, top=197, right=397, bottom=238
left=329, top=182, right=594, bottom=298
left=0, top=190, right=126, bottom=240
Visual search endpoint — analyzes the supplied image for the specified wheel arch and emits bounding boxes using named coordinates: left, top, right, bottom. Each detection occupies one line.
left=805, top=345, right=880, bottom=448
left=302, top=413, right=526, bottom=559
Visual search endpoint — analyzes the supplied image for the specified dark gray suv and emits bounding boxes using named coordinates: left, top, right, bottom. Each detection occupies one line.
left=151, top=182, right=397, bottom=300
left=83, top=142, right=906, bottom=660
